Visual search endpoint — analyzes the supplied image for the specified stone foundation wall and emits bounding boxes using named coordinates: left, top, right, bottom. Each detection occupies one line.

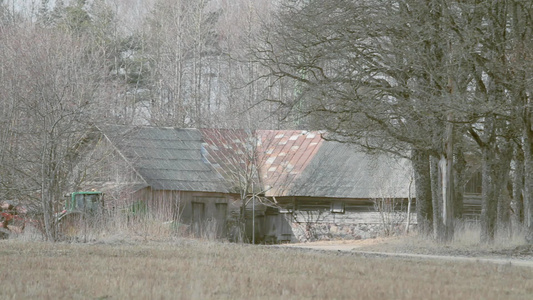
left=290, top=222, right=381, bottom=241
left=288, top=211, right=416, bottom=242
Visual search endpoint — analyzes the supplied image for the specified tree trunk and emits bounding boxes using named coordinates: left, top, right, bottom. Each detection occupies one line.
left=512, top=146, right=524, bottom=227
left=41, top=128, right=55, bottom=241
left=411, top=149, right=433, bottom=236
left=480, top=146, right=497, bottom=243
left=453, top=146, right=466, bottom=219
left=523, top=117, right=533, bottom=242
left=430, top=155, right=444, bottom=241
left=443, top=115, right=454, bottom=242
left=495, top=142, right=512, bottom=238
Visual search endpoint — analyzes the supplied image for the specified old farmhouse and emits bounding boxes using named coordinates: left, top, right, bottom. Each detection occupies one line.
left=79, top=125, right=414, bottom=243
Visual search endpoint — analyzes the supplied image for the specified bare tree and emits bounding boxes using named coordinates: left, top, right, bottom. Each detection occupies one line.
left=0, top=11, right=112, bottom=240
left=142, top=0, right=221, bottom=127
left=251, top=0, right=451, bottom=238
left=251, top=0, right=533, bottom=243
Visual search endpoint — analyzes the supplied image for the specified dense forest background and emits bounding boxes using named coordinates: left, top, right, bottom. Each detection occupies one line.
left=1, top=0, right=532, bottom=243
left=1, top=0, right=293, bottom=129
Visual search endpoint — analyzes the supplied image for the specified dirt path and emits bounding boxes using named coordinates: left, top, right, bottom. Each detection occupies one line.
left=279, top=240, right=533, bottom=268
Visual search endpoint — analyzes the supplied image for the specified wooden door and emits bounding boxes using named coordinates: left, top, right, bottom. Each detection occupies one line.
left=215, top=203, right=228, bottom=238
left=191, top=202, right=205, bottom=237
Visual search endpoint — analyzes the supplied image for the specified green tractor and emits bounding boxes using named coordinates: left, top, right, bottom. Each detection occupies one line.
left=56, top=191, right=104, bottom=238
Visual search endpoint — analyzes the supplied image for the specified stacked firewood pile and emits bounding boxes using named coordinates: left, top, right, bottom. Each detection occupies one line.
left=0, top=201, right=27, bottom=239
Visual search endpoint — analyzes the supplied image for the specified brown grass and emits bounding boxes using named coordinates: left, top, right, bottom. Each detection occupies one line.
left=1, top=238, right=532, bottom=300
left=354, top=221, right=533, bottom=258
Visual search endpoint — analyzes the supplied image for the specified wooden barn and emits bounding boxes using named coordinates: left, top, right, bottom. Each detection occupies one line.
left=78, top=125, right=414, bottom=242
left=80, top=125, right=237, bottom=238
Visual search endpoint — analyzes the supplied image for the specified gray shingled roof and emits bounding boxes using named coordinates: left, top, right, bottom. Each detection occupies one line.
left=100, top=125, right=228, bottom=193
left=278, top=141, right=413, bottom=199
left=98, top=125, right=412, bottom=198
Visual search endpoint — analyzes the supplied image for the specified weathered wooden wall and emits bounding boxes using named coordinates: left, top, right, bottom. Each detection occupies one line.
left=130, top=188, right=238, bottom=238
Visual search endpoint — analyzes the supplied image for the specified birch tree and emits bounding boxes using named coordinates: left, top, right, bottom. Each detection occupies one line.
left=142, top=0, right=221, bottom=127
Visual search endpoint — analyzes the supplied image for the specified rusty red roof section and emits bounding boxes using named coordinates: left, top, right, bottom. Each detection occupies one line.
left=200, top=129, right=324, bottom=196
left=256, top=130, right=323, bottom=196
left=199, top=128, right=257, bottom=193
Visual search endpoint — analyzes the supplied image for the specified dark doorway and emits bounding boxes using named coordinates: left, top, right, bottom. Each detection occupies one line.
left=191, top=202, right=205, bottom=236
left=215, top=203, right=228, bottom=238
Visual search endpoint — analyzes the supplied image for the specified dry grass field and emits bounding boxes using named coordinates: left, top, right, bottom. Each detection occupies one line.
left=1, top=237, right=532, bottom=300
left=353, top=223, right=533, bottom=258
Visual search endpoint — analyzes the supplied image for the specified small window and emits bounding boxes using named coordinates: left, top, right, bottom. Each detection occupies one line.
left=330, top=202, right=345, bottom=214
left=278, top=207, right=293, bottom=214
left=75, top=194, right=86, bottom=210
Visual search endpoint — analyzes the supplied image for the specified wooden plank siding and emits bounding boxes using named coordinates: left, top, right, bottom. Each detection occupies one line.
left=129, top=188, right=237, bottom=236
